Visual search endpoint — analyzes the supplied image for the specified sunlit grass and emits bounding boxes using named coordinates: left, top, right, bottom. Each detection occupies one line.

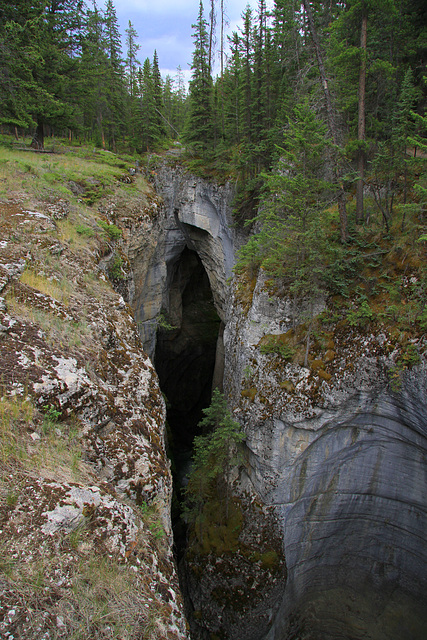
left=20, top=268, right=72, bottom=305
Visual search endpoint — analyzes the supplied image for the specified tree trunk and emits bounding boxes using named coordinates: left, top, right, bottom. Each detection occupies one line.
left=31, top=122, right=44, bottom=149
left=356, top=10, right=368, bottom=224
left=208, top=0, right=215, bottom=75
left=302, top=0, right=348, bottom=242
left=220, top=0, right=225, bottom=138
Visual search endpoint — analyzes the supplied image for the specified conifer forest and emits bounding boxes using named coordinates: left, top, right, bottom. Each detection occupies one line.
left=1, top=0, right=426, bottom=339
left=0, top=3, right=427, bottom=638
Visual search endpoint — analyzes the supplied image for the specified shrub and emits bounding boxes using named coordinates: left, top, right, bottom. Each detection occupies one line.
left=98, top=220, right=122, bottom=241
left=76, top=224, right=94, bottom=237
left=346, top=300, right=374, bottom=327
left=259, top=335, right=296, bottom=360
left=108, top=254, right=125, bottom=280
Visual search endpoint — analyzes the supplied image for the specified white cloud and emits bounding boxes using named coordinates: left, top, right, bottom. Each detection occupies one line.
left=113, top=0, right=271, bottom=78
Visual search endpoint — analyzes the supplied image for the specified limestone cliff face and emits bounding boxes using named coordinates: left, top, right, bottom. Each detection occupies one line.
left=7, top=152, right=423, bottom=640
left=224, top=270, right=427, bottom=639
left=126, top=160, right=426, bottom=639
left=125, top=160, right=237, bottom=359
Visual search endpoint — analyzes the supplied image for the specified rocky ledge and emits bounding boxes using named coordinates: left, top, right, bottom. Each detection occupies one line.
left=0, top=181, right=189, bottom=639
left=225, top=270, right=427, bottom=639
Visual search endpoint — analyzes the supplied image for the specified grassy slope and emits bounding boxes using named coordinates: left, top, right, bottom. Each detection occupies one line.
left=0, top=139, right=187, bottom=640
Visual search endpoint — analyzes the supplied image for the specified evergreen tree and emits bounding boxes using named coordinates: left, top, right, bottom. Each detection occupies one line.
left=125, top=19, right=140, bottom=141
left=173, top=65, right=188, bottom=135
left=136, top=57, right=162, bottom=151
left=222, top=32, right=242, bottom=146
left=239, top=6, right=253, bottom=145
left=152, top=50, right=167, bottom=140
left=184, top=389, right=245, bottom=526
left=0, top=0, right=83, bottom=146
left=78, top=5, right=109, bottom=147
left=237, top=100, right=336, bottom=320
left=104, top=0, right=126, bottom=150
left=301, top=0, right=348, bottom=241
left=162, top=70, right=186, bottom=139
left=184, top=1, right=214, bottom=157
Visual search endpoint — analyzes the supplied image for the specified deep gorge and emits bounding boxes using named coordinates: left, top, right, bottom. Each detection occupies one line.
left=127, top=162, right=427, bottom=640
left=154, top=247, right=220, bottom=561
left=1, top=153, right=426, bottom=640
left=154, top=247, right=221, bottom=448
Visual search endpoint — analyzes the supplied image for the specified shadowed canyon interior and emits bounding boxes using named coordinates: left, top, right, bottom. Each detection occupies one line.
left=142, top=168, right=426, bottom=640
left=154, top=247, right=221, bottom=477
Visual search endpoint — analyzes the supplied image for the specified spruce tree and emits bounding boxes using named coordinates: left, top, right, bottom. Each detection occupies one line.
left=0, top=0, right=82, bottom=145
left=78, top=5, right=109, bottom=147
left=184, top=1, right=214, bottom=157
left=184, top=389, right=245, bottom=527
left=152, top=50, right=167, bottom=140
left=137, top=57, right=161, bottom=151
left=237, top=99, right=335, bottom=321
left=125, top=20, right=140, bottom=142
left=104, top=0, right=126, bottom=150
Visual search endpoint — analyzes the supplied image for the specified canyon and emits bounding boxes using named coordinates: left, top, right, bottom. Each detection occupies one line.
left=0, top=152, right=426, bottom=639
left=125, top=158, right=427, bottom=639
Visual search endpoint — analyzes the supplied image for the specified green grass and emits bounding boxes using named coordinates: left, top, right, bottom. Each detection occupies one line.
left=0, top=141, right=139, bottom=203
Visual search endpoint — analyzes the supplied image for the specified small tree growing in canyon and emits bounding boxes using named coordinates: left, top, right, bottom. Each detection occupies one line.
left=184, top=389, right=245, bottom=535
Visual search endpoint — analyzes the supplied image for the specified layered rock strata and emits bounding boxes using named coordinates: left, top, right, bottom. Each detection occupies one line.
left=127, top=160, right=237, bottom=358
left=124, top=160, right=426, bottom=640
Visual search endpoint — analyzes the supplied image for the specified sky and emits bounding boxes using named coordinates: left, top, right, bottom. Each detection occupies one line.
left=113, top=0, right=265, bottom=86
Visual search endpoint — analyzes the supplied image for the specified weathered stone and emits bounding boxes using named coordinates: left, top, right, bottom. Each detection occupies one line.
left=0, top=196, right=189, bottom=640
left=224, top=266, right=427, bottom=639
left=125, top=162, right=239, bottom=358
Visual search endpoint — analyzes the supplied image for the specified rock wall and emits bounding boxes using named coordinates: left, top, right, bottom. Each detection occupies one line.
left=0, top=190, right=189, bottom=639
left=127, top=160, right=237, bottom=359
left=224, top=270, right=427, bottom=639
left=125, top=161, right=426, bottom=639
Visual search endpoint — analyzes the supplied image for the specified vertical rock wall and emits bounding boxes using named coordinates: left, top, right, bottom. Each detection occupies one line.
left=224, top=270, right=427, bottom=639
left=127, top=161, right=426, bottom=639
left=128, top=161, right=237, bottom=359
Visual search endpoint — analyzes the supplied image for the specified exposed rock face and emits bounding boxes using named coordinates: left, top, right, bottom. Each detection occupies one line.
left=4, top=153, right=424, bottom=640
left=127, top=161, right=237, bottom=358
left=0, top=192, right=189, bottom=639
left=224, top=270, right=427, bottom=639
left=119, top=160, right=426, bottom=639
left=154, top=248, right=221, bottom=443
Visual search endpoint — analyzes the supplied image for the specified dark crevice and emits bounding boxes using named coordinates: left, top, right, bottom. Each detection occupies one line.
left=154, top=247, right=221, bottom=555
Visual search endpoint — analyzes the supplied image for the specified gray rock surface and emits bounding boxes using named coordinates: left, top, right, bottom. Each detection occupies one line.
left=119, top=161, right=427, bottom=639
left=224, top=268, right=427, bottom=639
left=127, top=161, right=237, bottom=358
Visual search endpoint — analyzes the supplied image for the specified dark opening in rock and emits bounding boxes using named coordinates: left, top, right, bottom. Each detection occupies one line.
left=154, top=248, right=221, bottom=478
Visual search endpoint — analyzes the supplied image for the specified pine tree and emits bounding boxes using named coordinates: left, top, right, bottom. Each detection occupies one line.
left=301, top=0, right=348, bottom=242
left=162, top=70, right=187, bottom=139
left=222, top=32, right=242, bottom=146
